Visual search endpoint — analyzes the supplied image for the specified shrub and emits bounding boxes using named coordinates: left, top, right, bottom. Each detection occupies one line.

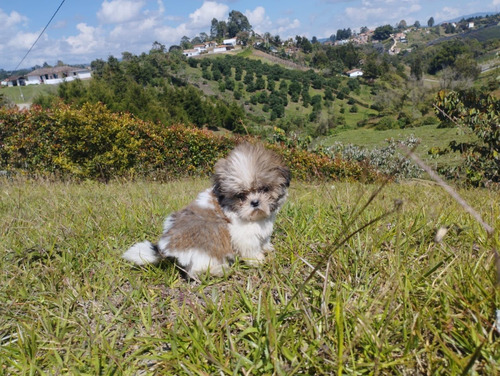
left=327, top=136, right=423, bottom=180
left=434, top=89, right=500, bottom=187
left=375, top=116, right=398, bottom=130
left=0, top=104, right=381, bottom=182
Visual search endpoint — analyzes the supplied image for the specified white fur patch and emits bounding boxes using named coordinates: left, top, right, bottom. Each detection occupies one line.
left=165, top=248, right=228, bottom=276
left=122, top=241, right=160, bottom=265
left=225, top=211, right=275, bottom=261
left=162, top=215, right=175, bottom=233
left=157, top=236, right=170, bottom=255
left=194, top=188, right=215, bottom=209
left=229, top=150, right=255, bottom=188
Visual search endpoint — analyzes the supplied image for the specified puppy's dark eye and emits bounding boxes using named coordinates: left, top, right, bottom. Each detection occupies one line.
left=259, top=186, right=270, bottom=193
left=236, top=193, right=247, bottom=200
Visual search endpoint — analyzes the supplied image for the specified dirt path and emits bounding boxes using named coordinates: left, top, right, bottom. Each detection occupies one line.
left=251, top=50, right=314, bottom=71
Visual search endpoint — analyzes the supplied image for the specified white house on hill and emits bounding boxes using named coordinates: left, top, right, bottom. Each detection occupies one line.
left=345, top=68, right=363, bottom=78
left=182, top=49, right=200, bottom=57
left=223, top=37, right=238, bottom=46
left=2, top=66, right=91, bottom=86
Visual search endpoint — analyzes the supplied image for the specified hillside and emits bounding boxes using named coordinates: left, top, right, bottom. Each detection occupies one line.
left=1, top=12, right=498, bottom=180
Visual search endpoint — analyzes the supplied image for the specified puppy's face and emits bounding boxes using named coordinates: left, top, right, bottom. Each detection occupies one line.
left=213, top=143, right=290, bottom=221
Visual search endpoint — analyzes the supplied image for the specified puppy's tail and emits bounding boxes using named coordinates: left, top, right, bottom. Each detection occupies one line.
left=122, top=241, right=161, bottom=265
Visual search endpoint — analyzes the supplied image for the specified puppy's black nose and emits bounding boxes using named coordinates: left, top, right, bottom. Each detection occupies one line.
left=250, top=199, right=260, bottom=208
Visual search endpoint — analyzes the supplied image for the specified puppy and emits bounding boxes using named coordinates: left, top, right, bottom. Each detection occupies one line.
left=122, top=142, right=291, bottom=278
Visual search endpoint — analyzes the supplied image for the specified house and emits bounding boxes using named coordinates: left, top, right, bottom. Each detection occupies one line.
left=213, top=45, right=229, bottom=54
left=193, top=44, right=207, bottom=53
left=284, top=47, right=299, bottom=56
left=345, top=69, right=363, bottom=78
left=27, top=66, right=92, bottom=85
left=28, top=66, right=91, bottom=85
left=335, top=39, right=349, bottom=46
left=468, top=22, right=475, bottom=29
left=2, top=75, right=26, bottom=87
left=1, top=66, right=91, bottom=86
left=182, top=49, right=200, bottom=57
left=223, top=37, right=237, bottom=46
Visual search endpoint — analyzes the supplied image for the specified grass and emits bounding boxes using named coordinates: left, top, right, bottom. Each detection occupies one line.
left=0, top=177, right=499, bottom=374
left=1, top=85, right=58, bottom=104
left=322, top=123, right=475, bottom=168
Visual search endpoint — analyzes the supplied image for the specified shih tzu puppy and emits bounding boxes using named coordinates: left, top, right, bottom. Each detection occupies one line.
left=122, top=142, right=291, bottom=278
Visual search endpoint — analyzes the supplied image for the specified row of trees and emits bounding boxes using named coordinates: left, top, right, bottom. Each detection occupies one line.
left=37, top=50, right=247, bottom=133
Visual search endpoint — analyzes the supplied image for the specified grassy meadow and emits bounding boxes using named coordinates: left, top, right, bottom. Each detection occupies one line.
left=1, top=85, right=58, bottom=105
left=323, top=123, right=475, bottom=169
left=1, top=177, right=499, bottom=374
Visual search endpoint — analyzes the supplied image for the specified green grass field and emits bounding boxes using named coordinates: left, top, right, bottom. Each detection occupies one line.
left=1, top=178, right=498, bottom=374
left=322, top=123, right=475, bottom=168
left=1, top=85, right=58, bottom=104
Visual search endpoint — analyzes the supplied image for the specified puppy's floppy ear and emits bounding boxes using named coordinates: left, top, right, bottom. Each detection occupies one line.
left=277, top=166, right=291, bottom=187
left=212, top=158, right=227, bottom=198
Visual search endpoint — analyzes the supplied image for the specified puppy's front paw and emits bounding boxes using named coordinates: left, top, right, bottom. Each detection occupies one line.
left=243, top=251, right=265, bottom=266
left=263, top=242, right=275, bottom=253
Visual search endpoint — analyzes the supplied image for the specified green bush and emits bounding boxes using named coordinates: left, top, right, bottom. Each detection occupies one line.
left=434, top=89, right=500, bottom=187
left=0, top=104, right=381, bottom=182
left=375, top=116, right=398, bottom=130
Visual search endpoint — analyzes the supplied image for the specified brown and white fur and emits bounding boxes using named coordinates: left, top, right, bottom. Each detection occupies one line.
left=122, top=142, right=291, bottom=278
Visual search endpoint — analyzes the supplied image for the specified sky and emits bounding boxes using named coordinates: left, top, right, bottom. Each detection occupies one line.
left=1, top=0, right=498, bottom=70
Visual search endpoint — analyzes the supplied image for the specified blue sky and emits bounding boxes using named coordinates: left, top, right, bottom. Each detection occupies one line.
left=1, top=0, right=498, bottom=70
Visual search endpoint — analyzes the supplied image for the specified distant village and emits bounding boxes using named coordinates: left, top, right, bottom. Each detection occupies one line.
left=1, top=17, right=482, bottom=87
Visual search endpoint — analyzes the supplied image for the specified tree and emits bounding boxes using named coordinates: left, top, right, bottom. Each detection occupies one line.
left=373, top=25, right=394, bottom=40
left=445, top=23, right=456, bottom=34
left=301, top=37, right=312, bottom=53
left=236, top=31, right=250, bottom=46
left=199, top=32, right=209, bottom=42
left=363, top=54, right=381, bottom=79
left=398, top=20, right=407, bottom=29
left=288, top=81, right=301, bottom=102
left=414, top=20, right=421, bottom=28
left=217, top=21, right=228, bottom=39
left=453, top=54, right=481, bottom=81
left=169, top=45, right=181, bottom=52
left=151, top=41, right=166, bottom=52
left=435, top=89, right=500, bottom=186
left=360, top=26, right=369, bottom=34
left=180, top=36, right=192, bottom=49
left=336, top=28, right=352, bottom=40
left=210, top=18, right=219, bottom=39
left=427, top=17, right=435, bottom=27
left=227, top=10, right=252, bottom=38
left=410, top=54, right=423, bottom=80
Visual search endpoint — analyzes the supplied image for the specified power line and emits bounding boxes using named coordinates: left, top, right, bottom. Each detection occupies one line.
left=13, top=0, right=67, bottom=71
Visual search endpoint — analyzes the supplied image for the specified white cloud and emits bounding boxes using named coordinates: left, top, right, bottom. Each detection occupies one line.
left=345, top=6, right=386, bottom=24
left=65, top=23, right=106, bottom=55
left=345, top=0, right=422, bottom=28
left=189, top=1, right=228, bottom=28
left=276, top=18, right=301, bottom=35
left=7, top=31, right=40, bottom=50
left=154, top=24, right=191, bottom=45
left=0, top=9, right=26, bottom=32
left=97, top=0, right=146, bottom=24
left=435, top=6, right=461, bottom=22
